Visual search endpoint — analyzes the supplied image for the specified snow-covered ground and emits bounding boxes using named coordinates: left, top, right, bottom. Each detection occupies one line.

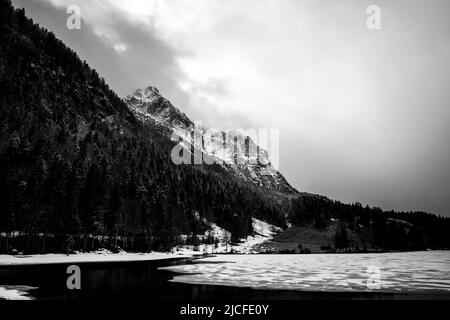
left=0, top=250, right=192, bottom=266
left=0, top=218, right=280, bottom=266
left=176, top=218, right=281, bottom=254
left=233, top=218, right=282, bottom=253
left=0, top=286, right=37, bottom=300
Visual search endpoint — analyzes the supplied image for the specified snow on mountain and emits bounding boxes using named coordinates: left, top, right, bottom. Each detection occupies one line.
left=176, top=218, right=282, bottom=254
left=124, top=86, right=296, bottom=194
left=233, top=218, right=282, bottom=254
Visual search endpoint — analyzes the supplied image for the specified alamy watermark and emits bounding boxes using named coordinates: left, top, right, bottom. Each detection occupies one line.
left=66, top=265, right=81, bottom=290
left=66, top=5, right=81, bottom=30
left=366, top=265, right=381, bottom=289
left=366, top=5, right=381, bottom=30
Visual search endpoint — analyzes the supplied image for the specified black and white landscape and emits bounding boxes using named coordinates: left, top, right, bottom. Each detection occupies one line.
left=0, top=0, right=449, bottom=303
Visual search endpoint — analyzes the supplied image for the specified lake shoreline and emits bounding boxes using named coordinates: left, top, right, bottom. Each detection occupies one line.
left=1, top=248, right=448, bottom=267
left=0, top=251, right=203, bottom=266
left=1, top=251, right=449, bottom=300
left=2, top=259, right=449, bottom=301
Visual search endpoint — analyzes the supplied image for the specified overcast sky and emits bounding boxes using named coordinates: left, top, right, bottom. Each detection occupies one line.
left=13, top=0, right=450, bottom=216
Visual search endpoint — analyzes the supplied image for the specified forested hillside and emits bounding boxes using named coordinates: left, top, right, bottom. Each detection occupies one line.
left=288, top=194, right=450, bottom=251
left=0, top=0, right=286, bottom=253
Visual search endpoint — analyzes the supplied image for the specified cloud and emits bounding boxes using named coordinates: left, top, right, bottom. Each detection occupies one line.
left=13, top=0, right=195, bottom=115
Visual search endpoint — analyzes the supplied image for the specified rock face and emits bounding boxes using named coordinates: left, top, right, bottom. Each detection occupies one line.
left=124, top=86, right=297, bottom=194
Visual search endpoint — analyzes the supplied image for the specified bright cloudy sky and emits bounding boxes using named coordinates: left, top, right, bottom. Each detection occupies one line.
left=13, top=0, right=450, bottom=216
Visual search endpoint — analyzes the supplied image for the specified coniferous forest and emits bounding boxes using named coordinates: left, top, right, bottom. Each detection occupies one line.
left=0, top=0, right=449, bottom=254
left=0, top=0, right=287, bottom=253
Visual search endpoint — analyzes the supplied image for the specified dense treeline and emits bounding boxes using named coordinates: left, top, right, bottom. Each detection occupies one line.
left=290, top=194, right=450, bottom=251
left=0, top=0, right=286, bottom=253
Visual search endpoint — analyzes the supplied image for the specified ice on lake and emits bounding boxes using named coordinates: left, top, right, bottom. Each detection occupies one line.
left=160, top=251, right=450, bottom=292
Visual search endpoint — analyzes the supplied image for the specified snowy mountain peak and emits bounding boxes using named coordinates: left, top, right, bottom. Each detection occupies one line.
left=124, top=87, right=297, bottom=194
left=125, top=86, right=192, bottom=128
left=127, top=86, right=161, bottom=104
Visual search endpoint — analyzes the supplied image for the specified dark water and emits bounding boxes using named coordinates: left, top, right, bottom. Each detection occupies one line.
left=0, top=258, right=194, bottom=300
left=0, top=254, right=449, bottom=300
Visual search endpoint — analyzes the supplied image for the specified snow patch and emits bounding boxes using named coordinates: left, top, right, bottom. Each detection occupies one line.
left=176, top=218, right=281, bottom=254
left=0, top=286, right=36, bottom=300
left=0, top=251, right=192, bottom=266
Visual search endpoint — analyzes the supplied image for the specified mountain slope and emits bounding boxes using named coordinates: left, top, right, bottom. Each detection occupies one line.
left=125, top=86, right=296, bottom=194
left=0, top=0, right=287, bottom=253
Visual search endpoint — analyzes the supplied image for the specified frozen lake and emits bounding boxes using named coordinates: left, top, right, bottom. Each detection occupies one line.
left=160, top=251, right=450, bottom=292
left=1, top=251, right=449, bottom=300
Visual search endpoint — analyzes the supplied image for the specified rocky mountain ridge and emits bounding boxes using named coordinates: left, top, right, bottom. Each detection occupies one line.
left=125, top=86, right=296, bottom=194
